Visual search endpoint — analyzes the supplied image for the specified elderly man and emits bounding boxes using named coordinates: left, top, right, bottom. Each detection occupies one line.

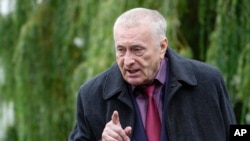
left=69, top=8, right=235, bottom=141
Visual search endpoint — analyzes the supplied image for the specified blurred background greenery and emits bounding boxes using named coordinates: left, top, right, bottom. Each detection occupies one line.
left=0, top=0, right=249, bottom=140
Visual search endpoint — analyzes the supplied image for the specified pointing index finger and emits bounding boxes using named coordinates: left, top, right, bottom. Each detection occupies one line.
left=111, top=110, right=120, bottom=125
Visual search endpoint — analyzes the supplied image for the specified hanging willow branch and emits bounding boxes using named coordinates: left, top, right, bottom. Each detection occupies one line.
left=0, top=0, right=249, bottom=141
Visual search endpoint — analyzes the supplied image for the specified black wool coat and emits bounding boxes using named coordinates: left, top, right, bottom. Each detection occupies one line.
left=68, top=48, right=236, bottom=141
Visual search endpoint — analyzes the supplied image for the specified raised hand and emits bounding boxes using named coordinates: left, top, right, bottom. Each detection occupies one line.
left=102, top=111, right=132, bottom=141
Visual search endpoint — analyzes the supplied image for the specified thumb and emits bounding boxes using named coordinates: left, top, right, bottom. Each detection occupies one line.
left=111, top=111, right=120, bottom=125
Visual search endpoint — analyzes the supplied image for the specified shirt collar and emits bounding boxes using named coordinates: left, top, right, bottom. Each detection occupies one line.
left=155, top=57, right=167, bottom=85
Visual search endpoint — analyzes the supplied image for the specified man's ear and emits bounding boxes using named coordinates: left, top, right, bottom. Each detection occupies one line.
left=160, top=38, right=168, bottom=54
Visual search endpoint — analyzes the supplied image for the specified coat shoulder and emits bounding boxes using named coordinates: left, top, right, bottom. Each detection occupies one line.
left=167, top=48, right=224, bottom=85
left=78, top=63, right=122, bottom=99
left=187, top=58, right=223, bottom=81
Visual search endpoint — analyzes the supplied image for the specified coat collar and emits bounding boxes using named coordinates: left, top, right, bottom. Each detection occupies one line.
left=167, top=48, right=197, bottom=86
left=102, top=64, right=130, bottom=100
left=102, top=47, right=197, bottom=99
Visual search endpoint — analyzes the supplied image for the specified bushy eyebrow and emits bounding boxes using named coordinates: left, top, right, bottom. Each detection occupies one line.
left=115, top=42, right=145, bottom=48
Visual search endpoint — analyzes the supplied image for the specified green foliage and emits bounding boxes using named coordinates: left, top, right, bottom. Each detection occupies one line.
left=0, top=0, right=249, bottom=140
left=206, top=0, right=250, bottom=123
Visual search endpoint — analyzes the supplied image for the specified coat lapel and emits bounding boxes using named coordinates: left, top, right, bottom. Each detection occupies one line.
left=102, top=64, right=134, bottom=109
left=162, top=48, right=199, bottom=141
left=102, top=64, right=135, bottom=131
left=167, top=48, right=197, bottom=86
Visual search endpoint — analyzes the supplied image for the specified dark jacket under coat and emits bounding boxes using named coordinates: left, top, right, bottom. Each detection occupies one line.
left=69, top=48, right=236, bottom=141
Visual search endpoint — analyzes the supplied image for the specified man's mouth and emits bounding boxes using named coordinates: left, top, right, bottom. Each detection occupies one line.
left=126, top=69, right=140, bottom=76
left=128, top=69, right=138, bottom=73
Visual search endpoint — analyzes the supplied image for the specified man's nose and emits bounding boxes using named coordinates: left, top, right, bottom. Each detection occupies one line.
left=124, top=51, right=135, bottom=66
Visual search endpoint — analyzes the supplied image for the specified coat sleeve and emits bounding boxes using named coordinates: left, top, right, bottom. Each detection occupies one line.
left=217, top=72, right=236, bottom=140
left=68, top=91, right=100, bottom=141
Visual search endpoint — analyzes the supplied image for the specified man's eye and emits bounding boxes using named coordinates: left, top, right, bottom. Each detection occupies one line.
left=134, top=48, right=142, bottom=51
left=117, top=48, right=126, bottom=55
left=133, top=48, right=145, bottom=56
left=118, top=48, right=124, bottom=52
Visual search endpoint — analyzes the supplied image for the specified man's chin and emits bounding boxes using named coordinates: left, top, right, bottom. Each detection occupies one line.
left=126, top=80, right=141, bottom=86
left=126, top=79, right=145, bottom=86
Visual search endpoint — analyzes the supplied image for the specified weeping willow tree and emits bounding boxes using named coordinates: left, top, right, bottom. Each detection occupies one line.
left=1, top=0, right=133, bottom=140
left=206, top=0, right=250, bottom=123
left=0, top=0, right=249, bottom=140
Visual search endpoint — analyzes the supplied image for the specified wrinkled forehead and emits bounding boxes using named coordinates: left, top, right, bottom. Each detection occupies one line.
left=114, top=24, right=154, bottom=41
left=114, top=24, right=162, bottom=47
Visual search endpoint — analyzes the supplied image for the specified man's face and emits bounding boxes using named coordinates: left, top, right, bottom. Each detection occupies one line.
left=114, top=24, right=167, bottom=86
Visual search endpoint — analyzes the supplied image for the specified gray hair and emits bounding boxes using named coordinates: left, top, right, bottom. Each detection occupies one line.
left=113, top=8, right=167, bottom=41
